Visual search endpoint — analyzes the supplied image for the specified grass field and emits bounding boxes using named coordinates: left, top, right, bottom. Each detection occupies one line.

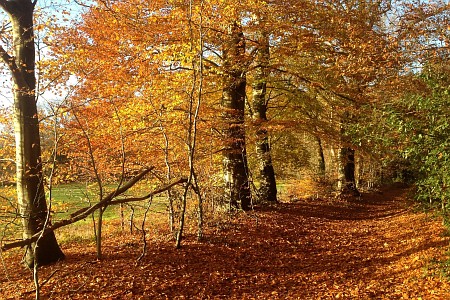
left=49, top=183, right=167, bottom=219
left=0, top=182, right=172, bottom=245
left=0, top=179, right=313, bottom=246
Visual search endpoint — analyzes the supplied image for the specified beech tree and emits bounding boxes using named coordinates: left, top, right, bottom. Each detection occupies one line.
left=221, top=21, right=251, bottom=210
left=0, top=0, right=64, bottom=267
left=251, top=26, right=277, bottom=202
left=338, top=146, right=359, bottom=195
left=39, top=0, right=404, bottom=216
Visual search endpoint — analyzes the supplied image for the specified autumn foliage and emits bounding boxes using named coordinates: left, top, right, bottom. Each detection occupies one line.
left=2, top=186, right=450, bottom=298
left=1, top=0, right=450, bottom=298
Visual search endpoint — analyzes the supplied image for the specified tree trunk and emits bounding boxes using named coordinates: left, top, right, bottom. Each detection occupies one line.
left=315, top=135, right=326, bottom=176
left=96, top=208, right=104, bottom=259
left=221, top=22, right=251, bottom=211
left=251, top=29, right=277, bottom=203
left=338, top=147, right=360, bottom=196
left=0, top=0, right=64, bottom=267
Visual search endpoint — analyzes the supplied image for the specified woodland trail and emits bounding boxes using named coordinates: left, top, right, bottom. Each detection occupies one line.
left=2, top=185, right=450, bottom=299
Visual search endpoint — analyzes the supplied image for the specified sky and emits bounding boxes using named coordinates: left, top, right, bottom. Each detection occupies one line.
left=0, top=0, right=87, bottom=110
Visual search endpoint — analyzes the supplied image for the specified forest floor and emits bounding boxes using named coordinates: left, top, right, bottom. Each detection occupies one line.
left=2, top=184, right=450, bottom=299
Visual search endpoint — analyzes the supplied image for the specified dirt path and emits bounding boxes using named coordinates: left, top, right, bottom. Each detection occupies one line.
left=2, top=186, right=450, bottom=299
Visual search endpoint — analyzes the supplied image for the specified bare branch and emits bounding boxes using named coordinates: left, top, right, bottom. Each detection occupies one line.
left=0, top=44, right=30, bottom=90
left=73, top=0, right=92, bottom=8
left=0, top=158, right=15, bottom=163
left=202, top=57, right=220, bottom=68
left=0, top=0, right=12, bottom=11
left=0, top=44, right=15, bottom=73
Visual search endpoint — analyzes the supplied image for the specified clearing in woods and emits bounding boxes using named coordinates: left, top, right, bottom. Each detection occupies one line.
left=1, top=185, right=450, bottom=299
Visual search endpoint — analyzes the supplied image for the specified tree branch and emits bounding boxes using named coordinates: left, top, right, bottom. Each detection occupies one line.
left=0, top=158, right=15, bottom=163
left=0, top=0, right=12, bottom=12
left=0, top=44, right=29, bottom=89
left=0, top=168, right=189, bottom=252
left=0, top=44, right=15, bottom=73
left=202, top=57, right=220, bottom=68
left=109, top=177, right=187, bottom=205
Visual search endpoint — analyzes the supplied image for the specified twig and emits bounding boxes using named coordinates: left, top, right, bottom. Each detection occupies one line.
left=22, top=269, right=60, bottom=296
left=137, top=197, right=153, bottom=262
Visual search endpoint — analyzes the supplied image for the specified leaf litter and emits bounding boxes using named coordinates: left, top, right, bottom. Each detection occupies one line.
left=1, top=185, right=450, bottom=299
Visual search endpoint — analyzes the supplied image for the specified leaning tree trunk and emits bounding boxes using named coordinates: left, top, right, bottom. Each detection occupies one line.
left=251, top=29, right=277, bottom=203
left=0, top=0, right=65, bottom=267
left=221, top=22, right=251, bottom=211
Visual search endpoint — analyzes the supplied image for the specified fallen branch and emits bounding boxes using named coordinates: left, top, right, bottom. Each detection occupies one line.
left=109, top=178, right=187, bottom=205
left=1, top=167, right=188, bottom=252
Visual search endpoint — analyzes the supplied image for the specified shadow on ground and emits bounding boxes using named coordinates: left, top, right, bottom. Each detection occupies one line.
left=3, top=185, right=450, bottom=299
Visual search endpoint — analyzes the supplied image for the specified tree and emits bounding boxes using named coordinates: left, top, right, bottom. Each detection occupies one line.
left=252, top=30, right=277, bottom=202
left=337, top=146, right=359, bottom=196
left=251, top=26, right=277, bottom=203
left=0, top=0, right=64, bottom=267
left=44, top=0, right=216, bottom=249
left=44, top=0, right=406, bottom=210
left=221, top=21, right=251, bottom=210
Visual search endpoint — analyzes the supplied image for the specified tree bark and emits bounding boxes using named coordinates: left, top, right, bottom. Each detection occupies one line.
left=0, top=0, right=64, bottom=267
left=315, top=135, right=326, bottom=176
left=251, top=29, right=277, bottom=203
left=221, top=22, right=251, bottom=211
left=338, top=147, right=360, bottom=196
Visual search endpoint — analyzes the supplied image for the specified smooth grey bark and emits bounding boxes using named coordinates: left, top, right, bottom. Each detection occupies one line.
left=0, top=0, right=64, bottom=267
left=221, top=22, right=251, bottom=211
left=251, top=29, right=277, bottom=203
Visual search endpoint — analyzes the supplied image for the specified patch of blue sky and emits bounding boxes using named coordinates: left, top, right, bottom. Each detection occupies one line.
left=0, top=0, right=92, bottom=109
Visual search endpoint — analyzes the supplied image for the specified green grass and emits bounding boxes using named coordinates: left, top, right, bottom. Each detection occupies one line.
left=49, top=182, right=169, bottom=220
left=49, top=182, right=98, bottom=219
left=0, top=182, right=171, bottom=243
